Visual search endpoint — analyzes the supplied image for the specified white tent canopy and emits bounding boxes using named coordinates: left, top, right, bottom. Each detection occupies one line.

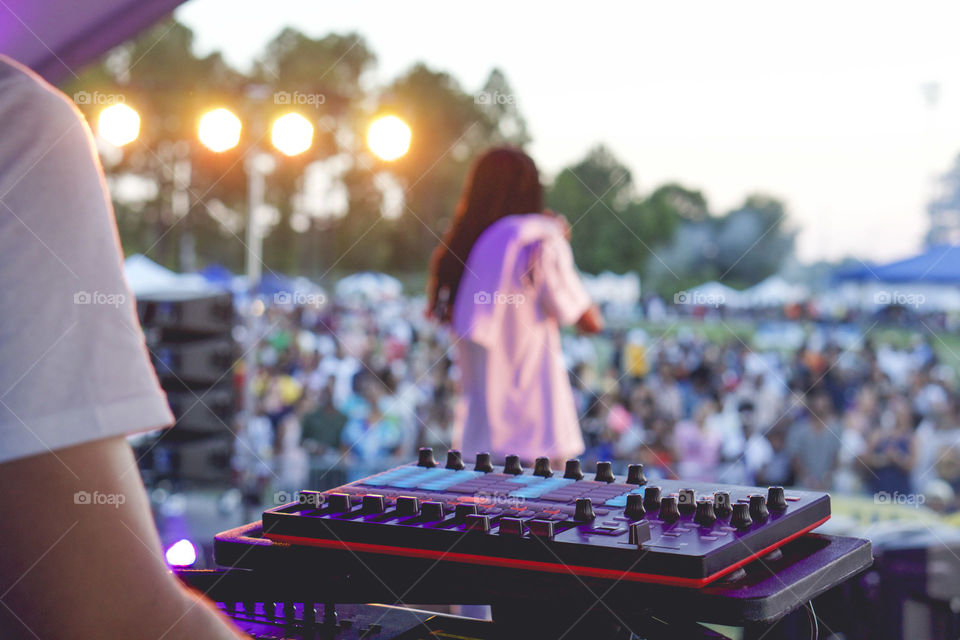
left=335, top=272, right=403, bottom=303
left=682, top=281, right=744, bottom=307
left=123, top=254, right=220, bottom=297
left=742, top=276, right=809, bottom=308
left=581, top=271, right=641, bottom=306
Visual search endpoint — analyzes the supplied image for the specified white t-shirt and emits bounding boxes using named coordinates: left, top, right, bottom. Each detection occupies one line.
left=0, top=56, right=173, bottom=464
left=451, top=214, right=590, bottom=463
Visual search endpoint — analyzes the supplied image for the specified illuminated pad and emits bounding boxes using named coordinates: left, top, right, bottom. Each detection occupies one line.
left=261, top=457, right=830, bottom=588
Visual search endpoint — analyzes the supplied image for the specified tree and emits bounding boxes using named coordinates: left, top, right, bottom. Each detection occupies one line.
left=376, top=63, right=501, bottom=270
left=253, top=30, right=377, bottom=273
left=645, top=183, right=709, bottom=223
left=547, top=145, right=679, bottom=275
left=644, top=193, right=795, bottom=296
left=714, top=194, right=795, bottom=284
left=475, top=68, right=531, bottom=148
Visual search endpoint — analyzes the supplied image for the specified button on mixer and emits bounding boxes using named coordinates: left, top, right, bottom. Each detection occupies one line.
left=528, top=519, right=555, bottom=538
left=533, top=457, right=553, bottom=478
left=643, top=486, right=662, bottom=511
left=327, top=493, right=352, bottom=513
left=498, top=517, right=525, bottom=535
left=396, top=496, right=419, bottom=516
left=694, top=499, right=716, bottom=527
left=626, top=464, right=647, bottom=485
left=629, top=520, right=651, bottom=545
left=417, top=447, right=437, bottom=468
left=713, top=491, right=732, bottom=518
left=421, top=501, right=445, bottom=521
left=574, top=497, right=596, bottom=521
left=465, top=514, right=491, bottom=532
left=362, top=494, right=385, bottom=514
left=503, top=454, right=523, bottom=475
left=455, top=503, right=478, bottom=520
left=625, top=494, right=646, bottom=520
left=474, top=452, right=494, bottom=473
left=678, top=488, right=696, bottom=515
left=659, top=496, right=680, bottom=523
left=445, top=450, right=464, bottom=470
left=749, top=495, right=769, bottom=522
left=564, top=459, right=584, bottom=480
left=732, top=502, right=753, bottom=529
left=594, top=461, right=616, bottom=483
left=767, top=486, right=787, bottom=511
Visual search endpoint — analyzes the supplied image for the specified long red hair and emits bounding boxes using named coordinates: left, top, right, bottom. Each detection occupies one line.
left=427, top=147, right=543, bottom=322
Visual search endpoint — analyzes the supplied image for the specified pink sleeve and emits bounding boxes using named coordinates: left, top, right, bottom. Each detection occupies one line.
left=536, top=234, right=592, bottom=326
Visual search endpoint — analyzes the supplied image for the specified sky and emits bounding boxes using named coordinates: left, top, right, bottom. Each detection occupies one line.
left=175, top=0, right=960, bottom=264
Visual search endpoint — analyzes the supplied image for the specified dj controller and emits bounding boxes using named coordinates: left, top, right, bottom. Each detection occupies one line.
left=261, top=449, right=831, bottom=587
left=176, top=450, right=873, bottom=639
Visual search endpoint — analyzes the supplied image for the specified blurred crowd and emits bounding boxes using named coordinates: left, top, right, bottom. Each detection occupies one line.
left=233, top=297, right=960, bottom=514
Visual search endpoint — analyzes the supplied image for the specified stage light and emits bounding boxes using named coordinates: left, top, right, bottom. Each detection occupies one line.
left=367, top=115, right=411, bottom=161
left=198, top=108, right=242, bottom=152
left=271, top=113, right=313, bottom=157
left=164, top=539, right=197, bottom=567
left=96, top=103, right=140, bottom=147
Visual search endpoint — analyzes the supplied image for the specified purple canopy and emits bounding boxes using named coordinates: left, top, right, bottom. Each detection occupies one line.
left=0, top=0, right=187, bottom=83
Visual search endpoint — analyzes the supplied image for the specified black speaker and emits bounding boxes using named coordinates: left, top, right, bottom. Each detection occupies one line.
left=137, top=290, right=233, bottom=339
left=137, top=289, right=237, bottom=445
left=151, top=337, right=236, bottom=390
left=164, top=385, right=235, bottom=436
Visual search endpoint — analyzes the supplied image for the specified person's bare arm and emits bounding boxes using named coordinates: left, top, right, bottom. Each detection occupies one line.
left=0, top=436, right=245, bottom=639
left=575, top=305, right=605, bottom=334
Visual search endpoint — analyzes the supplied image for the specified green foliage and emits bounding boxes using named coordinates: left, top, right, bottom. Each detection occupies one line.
left=375, top=63, right=501, bottom=270
left=546, top=146, right=795, bottom=296
left=641, top=193, right=795, bottom=297
left=546, top=145, right=680, bottom=276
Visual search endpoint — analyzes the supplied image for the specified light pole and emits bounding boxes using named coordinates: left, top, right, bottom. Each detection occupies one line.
left=197, top=108, right=317, bottom=428
left=241, top=149, right=270, bottom=425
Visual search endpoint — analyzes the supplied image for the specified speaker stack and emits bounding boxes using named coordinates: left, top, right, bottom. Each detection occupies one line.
left=136, top=290, right=237, bottom=484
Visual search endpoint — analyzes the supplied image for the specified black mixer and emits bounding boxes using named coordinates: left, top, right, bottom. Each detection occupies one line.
left=176, top=450, right=872, bottom=639
left=261, top=449, right=831, bottom=587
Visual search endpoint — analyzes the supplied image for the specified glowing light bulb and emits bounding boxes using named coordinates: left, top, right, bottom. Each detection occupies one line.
left=271, top=112, right=313, bottom=156
left=97, top=103, right=140, bottom=147
left=367, top=115, right=411, bottom=161
left=198, top=108, right=241, bottom=152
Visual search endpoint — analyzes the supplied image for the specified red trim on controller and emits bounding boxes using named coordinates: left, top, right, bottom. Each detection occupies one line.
left=264, top=515, right=830, bottom=588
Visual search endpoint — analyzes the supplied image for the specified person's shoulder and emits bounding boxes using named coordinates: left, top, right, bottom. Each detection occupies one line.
left=0, top=56, right=92, bottom=181
left=485, top=213, right=565, bottom=243
left=0, top=55, right=82, bottom=130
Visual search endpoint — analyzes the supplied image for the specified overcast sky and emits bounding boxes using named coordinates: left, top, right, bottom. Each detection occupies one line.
left=176, top=0, right=960, bottom=264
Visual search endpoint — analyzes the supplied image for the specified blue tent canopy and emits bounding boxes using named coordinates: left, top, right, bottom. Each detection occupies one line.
left=834, top=245, right=960, bottom=284
left=198, top=263, right=235, bottom=287
left=832, top=263, right=877, bottom=283
left=253, top=274, right=297, bottom=297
